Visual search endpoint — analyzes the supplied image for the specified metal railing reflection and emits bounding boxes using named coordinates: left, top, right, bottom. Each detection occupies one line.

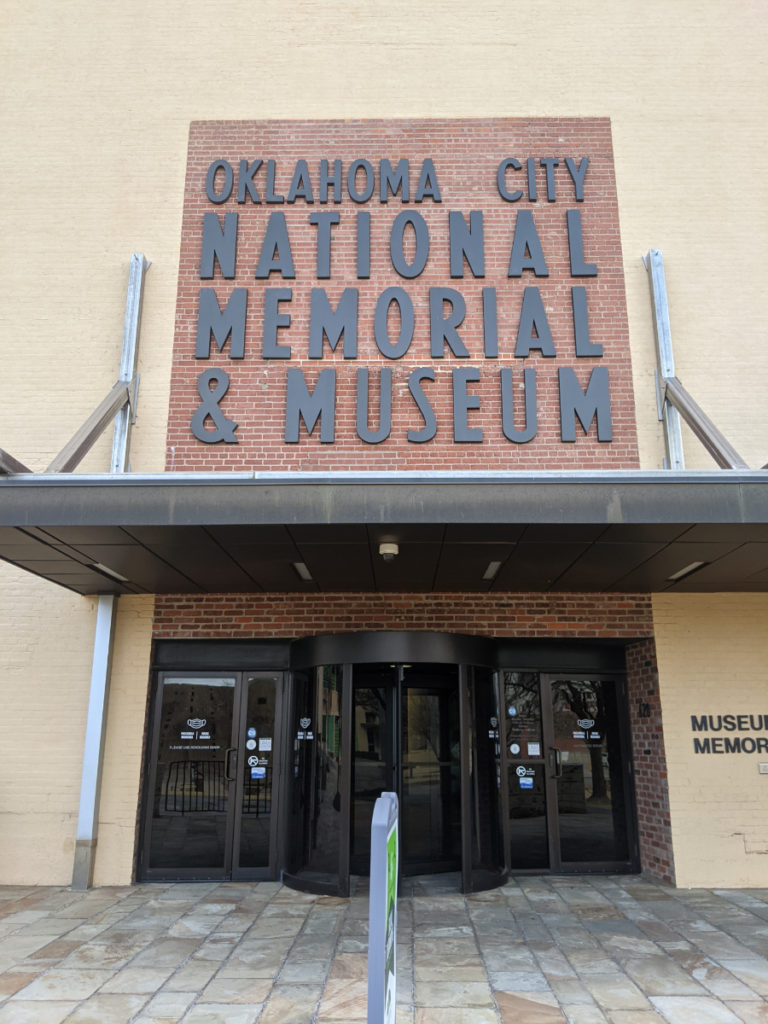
left=163, top=760, right=227, bottom=813
left=162, top=761, right=271, bottom=815
left=242, top=772, right=272, bottom=815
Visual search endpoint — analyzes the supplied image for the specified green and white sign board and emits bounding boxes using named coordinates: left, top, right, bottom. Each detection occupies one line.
left=368, top=791, right=398, bottom=1024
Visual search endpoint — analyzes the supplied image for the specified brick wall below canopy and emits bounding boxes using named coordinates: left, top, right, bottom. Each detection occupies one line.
left=152, top=591, right=654, bottom=638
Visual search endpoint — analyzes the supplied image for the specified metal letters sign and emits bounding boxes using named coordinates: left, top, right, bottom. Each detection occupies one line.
left=691, top=713, right=768, bottom=755
left=169, top=119, right=639, bottom=473
left=368, top=791, right=398, bottom=1024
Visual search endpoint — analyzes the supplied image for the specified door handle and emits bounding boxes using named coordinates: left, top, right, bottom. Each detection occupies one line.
left=549, top=747, right=562, bottom=778
left=225, top=747, right=237, bottom=782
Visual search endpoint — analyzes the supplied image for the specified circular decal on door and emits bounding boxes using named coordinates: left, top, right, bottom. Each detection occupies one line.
left=246, top=739, right=257, bottom=750
left=510, top=743, right=520, bottom=755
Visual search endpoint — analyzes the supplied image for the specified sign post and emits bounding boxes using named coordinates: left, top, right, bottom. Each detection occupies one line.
left=368, top=791, right=398, bottom=1024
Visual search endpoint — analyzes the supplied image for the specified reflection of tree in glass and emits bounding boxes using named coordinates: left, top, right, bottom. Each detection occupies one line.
left=355, top=688, right=386, bottom=755
left=504, top=672, right=541, bottom=748
left=555, top=681, right=608, bottom=800
left=405, top=693, right=442, bottom=759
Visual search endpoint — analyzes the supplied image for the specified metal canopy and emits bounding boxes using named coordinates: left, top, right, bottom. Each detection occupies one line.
left=1, top=470, right=767, bottom=595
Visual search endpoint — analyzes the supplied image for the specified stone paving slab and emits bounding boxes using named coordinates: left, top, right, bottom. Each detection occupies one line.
left=0, top=877, right=765, bottom=1021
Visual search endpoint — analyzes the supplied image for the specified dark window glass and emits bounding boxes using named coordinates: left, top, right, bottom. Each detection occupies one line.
left=503, top=671, right=549, bottom=870
left=149, top=676, right=236, bottom=872
left=550, top=679, right=629, bottom=863
left=238, top=674, right=279, bottom=868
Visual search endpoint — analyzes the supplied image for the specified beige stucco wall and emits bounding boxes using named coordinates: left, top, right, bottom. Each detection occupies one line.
left=653, top=594, right=768, bottom=888
left=0, top=578, right=152, bottom=885
left=0, top=1, right=765, bottom=883
left=2, top=1, right=765, bottom=475
left=0, top=568, right=98, bottom=883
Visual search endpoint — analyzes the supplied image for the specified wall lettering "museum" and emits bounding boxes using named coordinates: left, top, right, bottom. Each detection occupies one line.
left=691, top=714, right=768, bottom=754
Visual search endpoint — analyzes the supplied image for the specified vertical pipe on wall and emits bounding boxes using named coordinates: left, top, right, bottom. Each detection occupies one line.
left=72, top=595, right=117, bottom=889
left=72, top=254, right=149, bottom=889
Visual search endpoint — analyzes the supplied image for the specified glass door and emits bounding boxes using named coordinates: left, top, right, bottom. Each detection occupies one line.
left=232, top=672, right=283, bottom=879
left=504, top=672, right=550, bottom=869
left=285, top=648, right=507, bottom=893
left=400, top=666, right=461, bottom=875
left=142, top=671, right=283, bottom=880
left=349, top=664, right=462, bottom=877
left=503, top=672, right=636, bottom=873
left=350, top=666, right=397, bottom=874
left=546, top=676, right=634, bottom=869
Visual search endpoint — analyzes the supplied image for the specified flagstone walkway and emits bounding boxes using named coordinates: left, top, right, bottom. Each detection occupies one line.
left=0, top=874, right=766, bottom=1023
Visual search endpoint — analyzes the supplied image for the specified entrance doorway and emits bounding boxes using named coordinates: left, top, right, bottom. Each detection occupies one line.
left=350, top=664, right=461, bottom=875
left=504, top=673, right=637, bottom=872
left=143, top=636, right=639, bottom=891
left=141, top=671, right=284, bottom=880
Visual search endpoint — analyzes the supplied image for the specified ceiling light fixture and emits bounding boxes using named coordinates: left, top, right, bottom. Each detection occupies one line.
left=90, top=562, right=129, bottom=583
left=482, top=560, right=503, bottom=581
left=666, top=560, right=707, bottom=582
left=378, top=542, right=399, bottom=562
left=292, top=561, right=313, bottom=581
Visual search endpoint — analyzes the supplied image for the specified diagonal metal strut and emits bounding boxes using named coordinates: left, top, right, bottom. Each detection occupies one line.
left=645, top=249, right=749, bottom=470
left=0, top=254, right=149, bottom=477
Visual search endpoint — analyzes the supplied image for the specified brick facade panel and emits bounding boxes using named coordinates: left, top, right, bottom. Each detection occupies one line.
left=168, top=119, right=639, bottom=472
left=153, top=591, right=653, bottom=638
left=626, top=638, right=675, bottom=885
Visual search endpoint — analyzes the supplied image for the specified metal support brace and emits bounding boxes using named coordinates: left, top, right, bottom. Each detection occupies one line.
left=71, top=254, right=149, bottom=889
left=46, top=382, right=132, bottom=473
left=662, top=375, right=748, bottom=470
left=112, top=253, right=149, bottom=473
left=45, top=253, right=150, bottom=474
left=645, top=250, right=748, bottom=470
left=645, top=249, right=685, bottom=469
left=0, top=448, right=32, bottom=475
left=72, top=595, right=117, bottom=890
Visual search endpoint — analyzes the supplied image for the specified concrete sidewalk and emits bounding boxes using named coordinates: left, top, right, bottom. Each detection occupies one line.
left=0, top=875, right=766, bottom=1023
